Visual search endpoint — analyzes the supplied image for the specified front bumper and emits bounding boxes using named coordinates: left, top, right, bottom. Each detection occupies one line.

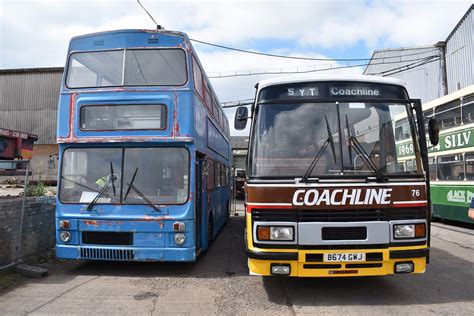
left=56, top=244, right=197, bottom=262
left=246, top=246, right=428, bottom=277
left=55, top=217, right=197, bottom=262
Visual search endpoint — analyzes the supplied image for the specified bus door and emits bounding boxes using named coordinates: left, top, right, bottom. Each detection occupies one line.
left=196, top=155, right=206, bottom=251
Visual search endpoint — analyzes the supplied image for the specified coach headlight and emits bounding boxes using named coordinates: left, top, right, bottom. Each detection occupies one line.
left=270, top=227, right=294, bottom=241
left=394, top=224, right=415, bottom=239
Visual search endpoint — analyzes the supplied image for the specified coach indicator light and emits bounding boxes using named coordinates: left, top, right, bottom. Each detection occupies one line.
left=257, top=226, right=270, bottom=241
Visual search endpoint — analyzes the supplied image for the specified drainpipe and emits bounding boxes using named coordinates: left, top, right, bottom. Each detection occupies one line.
left=435, top=41, right=448, bottom=96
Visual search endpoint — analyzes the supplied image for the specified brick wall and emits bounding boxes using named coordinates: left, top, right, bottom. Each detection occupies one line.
left=0, top=196, right=56, bottom=266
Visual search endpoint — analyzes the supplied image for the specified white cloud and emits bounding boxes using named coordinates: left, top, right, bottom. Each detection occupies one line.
left=0, top=0, right=470, bottom=136
left=1, top=0, right=470, bottom=68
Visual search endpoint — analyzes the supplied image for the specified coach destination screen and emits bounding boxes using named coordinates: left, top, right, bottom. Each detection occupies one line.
left=258, top=81, right=409, bottom=102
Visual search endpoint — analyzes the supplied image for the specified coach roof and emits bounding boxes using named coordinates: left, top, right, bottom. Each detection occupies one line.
left=257, top=74, right=406, bottom=90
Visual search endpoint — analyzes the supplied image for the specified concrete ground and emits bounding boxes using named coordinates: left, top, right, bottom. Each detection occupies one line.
left=0, top=215, right=473, bottom=315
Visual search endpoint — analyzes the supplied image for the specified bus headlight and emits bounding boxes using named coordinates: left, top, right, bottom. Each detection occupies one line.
left=394, top=223, right=425, bottom=239
left=257, top=226, right=294, bottom=241
left=60, top=231, right=72, bottom=243
left=174, top=233, right=186, bottom=245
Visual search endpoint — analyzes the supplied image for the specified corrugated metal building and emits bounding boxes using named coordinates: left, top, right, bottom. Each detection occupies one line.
left=446, top=5, right=474, bottom=93
left=364, top=4, right=473, bottom=103
left=364, top=46, right=441, bottom=103
left=0, top=67, right=63, bottom=144
left=0, top=68, right=63, bottom=182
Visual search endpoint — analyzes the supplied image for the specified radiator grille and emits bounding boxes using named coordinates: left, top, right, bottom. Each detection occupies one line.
left=80, top=247, right=134, bottom=260
left=252, top=208, right=426, bottom=222
left=322, top=226, right=367, bottom=240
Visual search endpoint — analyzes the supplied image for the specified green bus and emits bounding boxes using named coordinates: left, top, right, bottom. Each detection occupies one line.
left=395, top=85, right=474, bottom=224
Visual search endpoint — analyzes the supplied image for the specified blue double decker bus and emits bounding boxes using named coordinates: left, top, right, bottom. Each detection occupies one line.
left=55, top=29, right=232, bottom=262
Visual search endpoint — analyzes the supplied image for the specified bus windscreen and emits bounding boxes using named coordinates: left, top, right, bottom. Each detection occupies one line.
left=66, top=49, right=187, bottom=88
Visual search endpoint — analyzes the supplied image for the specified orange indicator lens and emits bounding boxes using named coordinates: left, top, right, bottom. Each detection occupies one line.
left=415, top=223, right=426, bottom=238
left=257, top=226, right=270, bottom=240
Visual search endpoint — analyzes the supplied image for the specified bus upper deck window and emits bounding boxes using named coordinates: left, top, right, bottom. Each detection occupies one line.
left=124, top=49, right=187, bottom=86
left=462, top=94, right=474, bottom=124
left=66, top=49, right=187, bottom=88
left=435, top=100, right=461, bottom=130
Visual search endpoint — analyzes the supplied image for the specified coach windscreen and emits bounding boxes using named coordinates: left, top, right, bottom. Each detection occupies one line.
left=249, top=82, right=422, bottom=179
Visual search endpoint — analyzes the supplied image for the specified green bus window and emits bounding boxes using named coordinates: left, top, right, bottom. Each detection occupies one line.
left=437, top=155, right=464, bottom=181
left=395, top=118, right=410, bottom=141
left=465, top=153, right=474, bottom=180
left=462, top=93, right=474, bottom=124
left=435, top=100, right=461, bottom=131
left=405, top=159, right=417, bottom=173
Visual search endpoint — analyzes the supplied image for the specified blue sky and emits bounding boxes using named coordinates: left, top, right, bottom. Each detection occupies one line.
left=0, top=0, right=471, bottom=134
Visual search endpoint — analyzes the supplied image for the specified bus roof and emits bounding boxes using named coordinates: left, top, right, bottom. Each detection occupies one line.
left=422, top=84, right=474, bottom=112
left=257, top=74, right=406, bottom=90
left=70, top=29, right=188, bottom=41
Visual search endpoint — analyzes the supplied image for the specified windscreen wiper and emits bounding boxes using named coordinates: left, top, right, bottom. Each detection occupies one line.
left=300, top=115, right=337, bottom=182
left=124, top=168, right=160, bottom=212
left=86, top=161, right=117, bottom=212
left=345, top=115, right=384, bottom=181
left=86, top=174, right=117, bottom=212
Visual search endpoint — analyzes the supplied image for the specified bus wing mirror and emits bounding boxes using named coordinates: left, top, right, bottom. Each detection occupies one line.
left=428, top=118, right=439, bottom=146
left=234, top=107, right=248, bottom=130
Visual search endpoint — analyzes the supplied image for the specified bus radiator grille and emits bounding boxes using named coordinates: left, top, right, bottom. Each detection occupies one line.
left=80, top=247, right=135, bottom=260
